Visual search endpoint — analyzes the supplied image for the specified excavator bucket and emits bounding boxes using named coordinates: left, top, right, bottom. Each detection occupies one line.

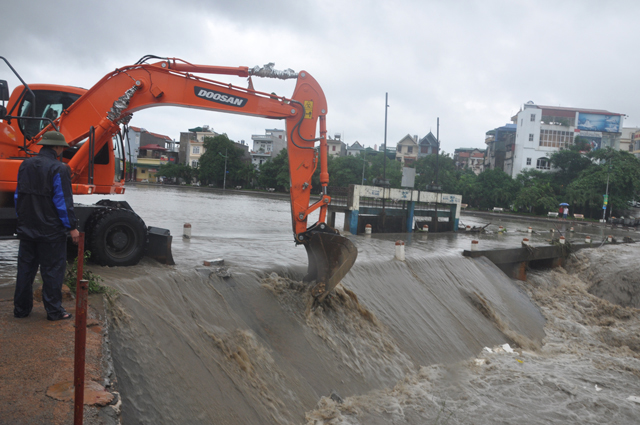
left=305, top=232, right=358, bottom=303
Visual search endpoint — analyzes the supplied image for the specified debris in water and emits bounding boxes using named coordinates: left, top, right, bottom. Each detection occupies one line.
left=501, top=343, right=514, bottom=353
left=209, top=267, right=231, bottom=278
left=627, top=395, right=640, bottom=404
left=203, top=258, right=224, bottom=266
left=329, top=390, right=344, bottom=404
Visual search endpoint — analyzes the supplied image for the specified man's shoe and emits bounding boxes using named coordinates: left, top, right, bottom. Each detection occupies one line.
left=47, top=312, right=72, bottom=321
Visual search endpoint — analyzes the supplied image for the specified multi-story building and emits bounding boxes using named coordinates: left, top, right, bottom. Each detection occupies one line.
left=346, top=141, right=365, bottom=156
left=489, top=102, right=624, bottom=177
left=484, top=124, right=516, bottom=173
left=454, top=148, right=485, bottom=174
left=179, top=125, right=218, bottom=168
left=395, top=134, right=418, bottom=164
left=418, top=132, right=438, bottom=158
left=620, top=127, right=640, bottom=153
left=250, top=129, right=286, bottom=167
left=327, top=134, right=347, bottom=156
left=124, top=127, right=179, bottom=181
left=632, top=130, right=640, bottom=159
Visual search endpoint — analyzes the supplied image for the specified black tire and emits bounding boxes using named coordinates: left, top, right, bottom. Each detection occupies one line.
left=87, top=209, right=147, bottom=266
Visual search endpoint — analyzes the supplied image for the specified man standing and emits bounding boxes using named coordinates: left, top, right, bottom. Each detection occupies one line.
left=14, top=131, right=80, bottom=321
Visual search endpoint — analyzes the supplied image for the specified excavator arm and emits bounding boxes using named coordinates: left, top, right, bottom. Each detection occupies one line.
left=26, top=57, right=356, bottom=301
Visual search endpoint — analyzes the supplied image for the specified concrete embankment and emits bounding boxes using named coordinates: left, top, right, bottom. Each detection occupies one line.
left=0, top=284, right=121, bottom=424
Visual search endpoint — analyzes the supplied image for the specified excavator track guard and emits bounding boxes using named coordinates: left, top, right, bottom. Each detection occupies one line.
left=303, top=225, right=358, bottom=303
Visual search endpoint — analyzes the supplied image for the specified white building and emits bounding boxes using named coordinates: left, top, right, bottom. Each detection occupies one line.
left=179, top=125, right=218, bottom=168
left=509, top=102, right=624, bottom=177
left=395, top=134, right=418, bottom=165
left=327, top=134, right=346, bottom=156
left=346, top=141, right=365, bottom=156
left=251, top=129, right=286, bottom=167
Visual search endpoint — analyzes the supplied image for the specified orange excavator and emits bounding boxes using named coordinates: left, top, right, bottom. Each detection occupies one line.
left=0, top=56, right=356, bottom=302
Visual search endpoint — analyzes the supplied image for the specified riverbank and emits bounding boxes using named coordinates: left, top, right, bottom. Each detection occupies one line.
left=129, top=182, right=640, bottom=231
left=0, top=284, right=120, bottom=425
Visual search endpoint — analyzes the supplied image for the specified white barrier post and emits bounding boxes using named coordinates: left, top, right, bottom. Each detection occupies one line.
left=585, top=235, right=591, bottom=243
left=522, top=238, right=530, bottom=246
left=395, top=240, right=405, bottom=261
left=498, top=226, right=504, bottom=233
left=607, top=235, right=613, bottom=243
left=570, top=227, right=574, bottom=232
left=365, top=224, right=372, bottom=235
left=559, top=236, right=565, bottom=244
left=471, top=240, right=479, bottom=251
left=183, top=223, right=192, bottom=239
left=527, top=227, right=532, bottom=233
left=423, top=225, right=429, bottom=232
left=466, top=225, right=471, bottom=232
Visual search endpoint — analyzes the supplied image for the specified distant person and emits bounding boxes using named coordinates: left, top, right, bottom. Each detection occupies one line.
left=14, top=131, right=79, bottom=321
left=558, top=206, right=563, bottom=219
left=563, top=206, right=569, bottom=220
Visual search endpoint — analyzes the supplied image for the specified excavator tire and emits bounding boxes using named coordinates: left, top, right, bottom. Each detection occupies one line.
left=86, top=208, right=147, bottom=267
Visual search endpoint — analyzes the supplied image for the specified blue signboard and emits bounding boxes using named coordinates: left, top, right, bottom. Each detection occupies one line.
left=577, top=113, right=621, bottom=133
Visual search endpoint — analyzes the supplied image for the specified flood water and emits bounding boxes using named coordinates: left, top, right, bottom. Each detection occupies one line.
left=1, top=185, right=639, bottom=424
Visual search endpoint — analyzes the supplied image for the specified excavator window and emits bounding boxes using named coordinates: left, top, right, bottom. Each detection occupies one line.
left=17, top=90, right=81, bottom=139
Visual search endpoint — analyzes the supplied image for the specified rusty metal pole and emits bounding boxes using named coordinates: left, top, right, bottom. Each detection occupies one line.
left=74, top=233, right=87, bottom=425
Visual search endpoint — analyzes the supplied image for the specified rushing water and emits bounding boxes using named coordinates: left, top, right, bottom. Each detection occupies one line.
left=1, top=185, right=639, bottom=424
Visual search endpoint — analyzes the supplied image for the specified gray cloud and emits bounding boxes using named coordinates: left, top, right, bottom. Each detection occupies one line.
left=3, top=0, right=639, bottom=154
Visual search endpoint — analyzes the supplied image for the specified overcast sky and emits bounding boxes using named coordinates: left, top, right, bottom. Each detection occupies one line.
left=3, top=0, right=639, bottom=154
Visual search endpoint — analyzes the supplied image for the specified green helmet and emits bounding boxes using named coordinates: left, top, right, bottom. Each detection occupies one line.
left=37, top=131, right=69, bottom=147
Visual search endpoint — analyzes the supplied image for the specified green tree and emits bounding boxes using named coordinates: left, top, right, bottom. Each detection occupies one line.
left=367, top=152, right=402, bottom=187
left=198, top=134, right=247, bottom=187
left=414, top=153, right=458, bottom=192
left=157, top=163, right=195, bottom=183
left=548, top=148, right=592, bottom=197
left=475, top=169, right=518, bottom=210
left=567, top=148, right=640, bottom=217
left=258, top=148, right=289, bottom=191
left=327, top=154, right=368, bottom=187
left=455, top=170, right=479, bottom=207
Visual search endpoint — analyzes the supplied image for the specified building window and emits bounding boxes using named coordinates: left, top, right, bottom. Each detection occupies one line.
left=191, top=160, right=198, bottom=167
left=529, top=134, right=534, bottom=142
left=192, top=146, right=200, bottom=154
left=530, top=114, right=536, bottom=122
left=332, top=145, right=336, bottom=151
left=526, top=158, right=531, bottom=165
left=397, top=146, right=402, bottom=152
left=407, top=146, right=413, bottom=153
left=140, top=169, right=146, bottom=174
left=536, top=158, right=550, bottom=170
left=539, top=130, right=574, bottom=148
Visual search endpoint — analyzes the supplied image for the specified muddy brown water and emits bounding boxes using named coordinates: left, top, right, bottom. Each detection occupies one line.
left=1, top=185, right=639, bottom=424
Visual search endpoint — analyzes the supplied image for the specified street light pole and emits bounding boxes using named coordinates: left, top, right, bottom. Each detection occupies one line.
left=361, top=149, right=366, bottom=185
left=219, top=148, right=228, bottom=191
left=602, top=159, right=611, bottom=222
left=382, top=92, right=389, bottom=227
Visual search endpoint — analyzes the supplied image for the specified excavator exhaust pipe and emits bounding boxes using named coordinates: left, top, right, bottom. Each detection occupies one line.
left=304, top=231, right=358, bottom=303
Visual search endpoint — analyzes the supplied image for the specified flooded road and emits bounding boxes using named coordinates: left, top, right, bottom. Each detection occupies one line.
left=1, top=185, right=638, bottom=424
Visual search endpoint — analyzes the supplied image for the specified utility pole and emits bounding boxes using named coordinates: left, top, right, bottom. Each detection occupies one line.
left=382, top=92, right=389, bottom=228
left=361, top=149, right=366, bottom=185
left=435, top=117, right=440, bottom=185
left=602, top=158, right=611, bottom=222
left=219, top=148, right=228, bottom=191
